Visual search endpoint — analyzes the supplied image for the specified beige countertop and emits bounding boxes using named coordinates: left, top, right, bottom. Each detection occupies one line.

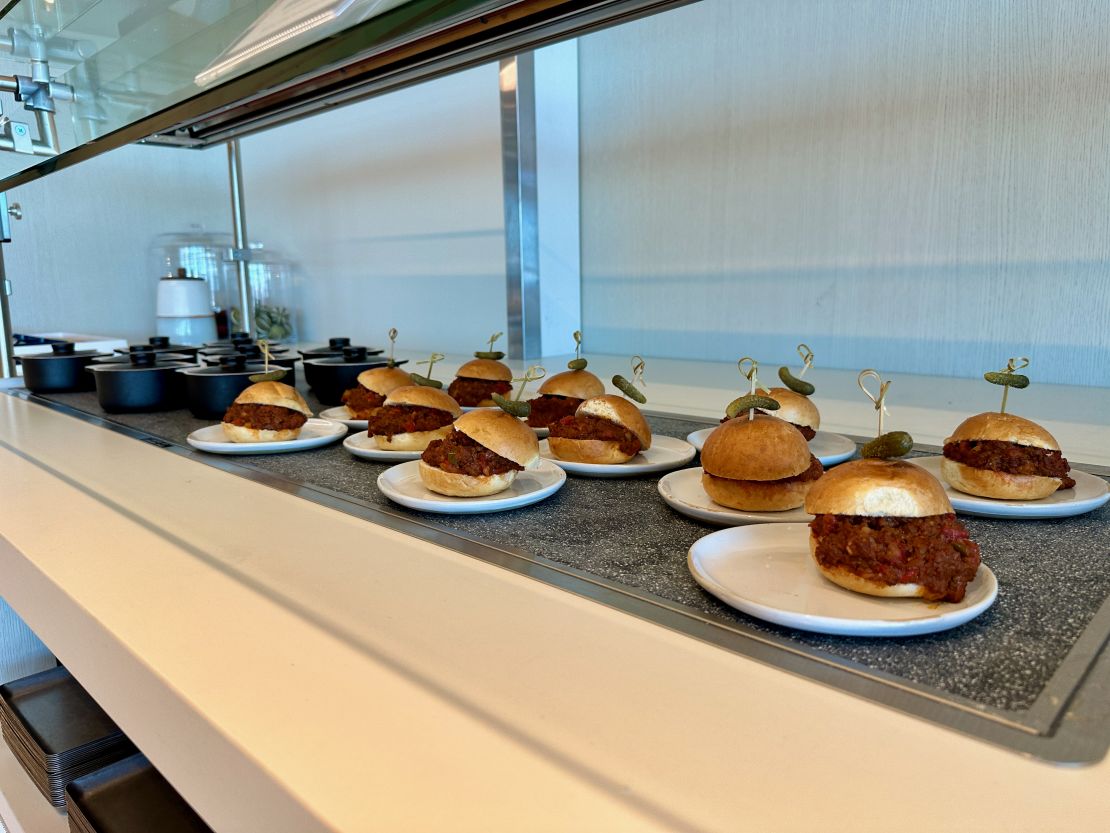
left=0, top=383, right=1107, bottom=832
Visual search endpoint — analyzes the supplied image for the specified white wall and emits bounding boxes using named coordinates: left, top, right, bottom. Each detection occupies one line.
left=240, top=64, right=505, bottom=356
left=578, top=0, right=1110, bottom=386
left=5, top=143, right=230, bottom=342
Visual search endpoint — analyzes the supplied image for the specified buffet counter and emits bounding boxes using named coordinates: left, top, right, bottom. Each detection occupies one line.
left=0, top=357, right=1108, bottom=832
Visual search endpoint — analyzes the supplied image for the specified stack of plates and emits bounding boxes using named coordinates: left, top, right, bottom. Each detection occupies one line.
left=66, top=753, right=213, bottom=833
left=0, top=667, right=135, bottom=807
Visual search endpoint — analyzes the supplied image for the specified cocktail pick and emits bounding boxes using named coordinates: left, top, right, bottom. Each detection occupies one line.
left=613, top=355, right=647, bottom=403
left=386, top=328, right=398, bottom=367
left=779, top=343, right=816, bottom=395
left=410, top=353, right=445, bottom=388
left=474, top=332, right=505, bottom=360
left=725, top=357, right=779, bottom=420
left=567, top=331, right=588, bottom=371
left=248, top=339, right=287, bottom=382
left=493, top=365, right=547, bottom=417
left=858, top=369, right=913, bottom=458
left=984, top=357, right=1030, bottom=414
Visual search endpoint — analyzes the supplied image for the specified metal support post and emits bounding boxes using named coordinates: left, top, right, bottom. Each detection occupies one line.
left=499, top=53, right=542, bottom=361
left=227, top=139, right=254, bottom=338
left=0, top=193, right=16, bottom=379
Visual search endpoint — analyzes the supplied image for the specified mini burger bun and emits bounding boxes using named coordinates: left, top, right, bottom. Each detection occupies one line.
left=453, top=408, right=539, bottom=468
left=941, top=412, right=1064, bottom=499
left=701, top=470, right=813, bottom=511
left=372, top=385, right=461, bottom=452
left=455, top=358, right=513, bottom=382
left=222, top=381, right=311, bottom=443
left=537, top=369, right=605, bottom=400
left=804, top=458, right=952, bottom=518
left=940, top=458, right=1061, bottom=500
left=702, top=415, right=809, bottom=481
left=809, top=538, right=930, bottom=598
left=945, top=411, right=1059, bottom=450
left=546, top=394, right=652, bottom=465
left=418, top=460, right=518, bottom=497
left=356, top=366, right=415, bottom=396
left=765, top=387, right=820, bottom=432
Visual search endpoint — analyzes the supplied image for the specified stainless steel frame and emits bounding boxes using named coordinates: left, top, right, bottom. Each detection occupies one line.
left=500, top=53, right=542, bottom=360
left=11, top=390, right=1110, bottom=765
left=227, top=139, right=254, bottom=339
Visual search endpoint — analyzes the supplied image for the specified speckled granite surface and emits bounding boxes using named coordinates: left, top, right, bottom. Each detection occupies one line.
left=25, top=388, right=1110, bottom=716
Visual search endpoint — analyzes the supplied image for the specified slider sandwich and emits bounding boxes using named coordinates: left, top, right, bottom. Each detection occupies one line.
left=547, top=394, right=652, bottom=464
left=221, top=381, right=311, bottom=442
left=341, top=366, right=414, bottom=419
left=420, top=409, right=539, bottom=496
left=447, top=358, right=513, bottom=407
left=526, top=369, right=606, bottom=429
left=365, top=386, right=462, bottom=451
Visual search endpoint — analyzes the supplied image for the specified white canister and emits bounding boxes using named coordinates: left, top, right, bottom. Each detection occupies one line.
left=157, top=272, right=212, bottom=318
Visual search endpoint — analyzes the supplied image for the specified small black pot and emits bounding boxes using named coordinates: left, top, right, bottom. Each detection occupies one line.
left=87, top=351, right=191, bottom=413
left=20, top=342, right=109, bottom=393
left=201, top=345, right=299, bottom=386
left=297, top=337, right=364, bottom=360
left=203, top=332, right=253, bottom=349
left=180, top=355, right=273, bottom=419
left=115, top=336, right=201, bottom=361
left=303, top=346, right=400, bottom=405
left=94, top=348, right=195, bottom=365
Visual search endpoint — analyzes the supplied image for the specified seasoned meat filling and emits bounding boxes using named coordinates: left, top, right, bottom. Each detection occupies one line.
left=222, top=403, right=307, bottom=431
left=720, top=411, right=816, bottom=441
left=422, top=429, right=521, bottom=477
left=341, top=386, right=386, bottom=418
left=446, top=376, right=512, bottom=407
left=549, top=413, right=641, bottom=457
left=526, top=394, right=583, bottom=428
left=809, top=513, right=981, bottom=603
left=943, top=439, right=1074, bottom=490
left=366, top=405, right=454, bottom=439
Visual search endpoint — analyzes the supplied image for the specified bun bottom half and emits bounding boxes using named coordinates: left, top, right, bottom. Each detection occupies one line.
left=701, top=471, right=812, bottom=512
left=221, top=423, right=302, bottom=443
left=940, top=457, right=1061, bottom=501
left=809, top=537, right=927, bottom=598
left=374, top=425, right=453, bottom=452
left=418, top=460, right=517, bottom=497
left=547, top=436, right=636, bottom=465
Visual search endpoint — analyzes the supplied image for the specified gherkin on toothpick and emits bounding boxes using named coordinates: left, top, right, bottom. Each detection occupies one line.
left=493, top=365, right=547, bottom=418
left=612, top=355, right=647, bottom=403
left=474, top=331, right=505, bottom=360
left=725, top=357, right=778, bottom=421
left=984, top=357, right=1030, bottom=414
left=386, top=328, right=399, bottom=367
left=567, top=330, right=588, bottom=371
left=779, top=343, right=816, bottom=396
left=857, top=369, right=913, bottom=458
left=410, top=353, right=445, bottom=388
left=248, top=339, right=287, bottom=383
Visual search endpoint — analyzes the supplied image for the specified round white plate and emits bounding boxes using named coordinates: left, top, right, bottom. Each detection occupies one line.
left=320, top=406, right=367, bottom=430
left=658, top=467, right=813, bottom=525
left=686, top=426, right=856, bottom=467
left=688, top=523, right=998, bottom=636
left=377, top=459, right=566, bottom=514
left=910, top=456, right=1110, bottom=519
left=540, top=435, right=696, bottom=478
left=343, top=432, right=422, bottom=461
left=186, top=418, right=346, bottom=454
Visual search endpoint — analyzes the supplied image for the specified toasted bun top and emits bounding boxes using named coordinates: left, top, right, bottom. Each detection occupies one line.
left=765, top=387, right=820, bottom=430
left=454, top=409, right=539, bottom=467
left=356, top=366, right=414, bottom=396
left=701, top=414, right=810, bottom=480
left=945, top=411, right=1059, bottom=450
left=538, top=369, right=605, bottom=400
left=804, top=459, right=952, bottom=517
left=456, top=358, right=513, bottom=382
left=232, top=381, right=311, bottom=415
left=384, top=385, right=463, bottom=416
left=576, top=394, right=652, bottom=449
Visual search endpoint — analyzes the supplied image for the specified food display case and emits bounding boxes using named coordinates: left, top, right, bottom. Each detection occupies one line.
left=0, top=1, right=1108, bottom=832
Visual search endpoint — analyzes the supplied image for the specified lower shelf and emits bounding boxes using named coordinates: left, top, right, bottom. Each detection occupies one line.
left=0, top=736, right=67, bottom=833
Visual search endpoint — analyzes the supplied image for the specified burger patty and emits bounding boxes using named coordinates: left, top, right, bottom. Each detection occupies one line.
left=943, top=439, right=1074, bottom=489
left=447, top=376, right=512, bottom=407
left=714, top=454, right=824, bottom=485
left=222, top=403, right=307, bottom=431
left=549, top=413, right=641, bottom=457
left=809, top=514, right=981, bottom=603
left=366, top=404, right=454, bottom=439
left=720, top=411, right=816, bottom=441
left=341, top=385, right=386, bottom=417
left=526, top=394, right=583, bottom=428
left=422, top=429, right=522, bottom=477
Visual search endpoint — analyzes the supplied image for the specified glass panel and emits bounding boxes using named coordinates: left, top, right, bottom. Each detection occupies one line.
left=0, top=0, right=499, bottom=182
